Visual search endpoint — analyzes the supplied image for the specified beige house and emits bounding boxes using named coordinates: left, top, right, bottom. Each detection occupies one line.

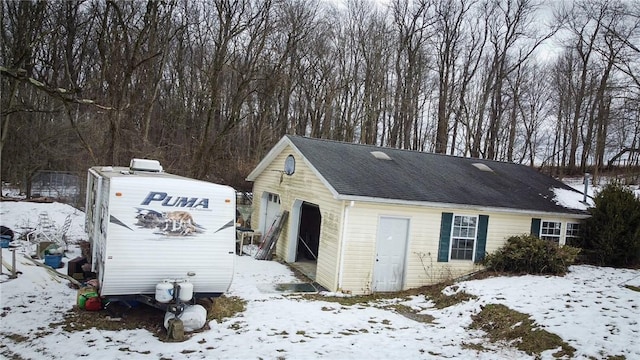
left=246, top=135, right=589, bottom=295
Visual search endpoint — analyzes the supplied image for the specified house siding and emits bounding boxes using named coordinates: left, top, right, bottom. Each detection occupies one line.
left=343, top=203, right=450, bottom=294
left=250, top=145, right=343, bottom=292
left=341, top=204, right=583, bottom=295
left=338, top=205, right=381, bottom=293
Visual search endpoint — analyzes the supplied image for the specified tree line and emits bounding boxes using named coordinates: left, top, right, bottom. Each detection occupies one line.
left=1, top=0, right=639, bottom=192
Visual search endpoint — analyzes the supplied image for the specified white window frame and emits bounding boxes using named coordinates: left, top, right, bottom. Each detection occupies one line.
left=540, top=220, right=562, bottom=243
left=449, top=214, right=478, bottom=261
left=566, top=222, right=581, bottom=244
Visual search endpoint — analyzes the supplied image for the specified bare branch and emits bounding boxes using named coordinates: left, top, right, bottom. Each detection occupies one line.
left=0, top=66, right=113, bottom=110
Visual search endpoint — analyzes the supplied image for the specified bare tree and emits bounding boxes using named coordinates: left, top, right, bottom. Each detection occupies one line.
left=358, top=5, right=392, bottom=145
left=449, top=6, right=488, bottom=156
left=1, top=1, right=46, bottom=173
left=90, top=0, right=179, bottom=164
left=432, top=0, right=476, bottom=153
left=3, top=0, right=639, bottom=193
left=554, top=0, right=639, bottom=179
left=189, top=0, right=273, bottom=180
left=388, top=0, right=433, bottom=150
left=484, top=0, right=558, bottom=161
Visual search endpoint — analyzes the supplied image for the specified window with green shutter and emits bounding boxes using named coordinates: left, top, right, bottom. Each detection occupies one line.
left=438, top=213, right=489, bottom=262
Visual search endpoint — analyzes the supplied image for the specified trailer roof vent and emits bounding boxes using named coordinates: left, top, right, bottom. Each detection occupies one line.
left=130, top=158, right=163, bottom=172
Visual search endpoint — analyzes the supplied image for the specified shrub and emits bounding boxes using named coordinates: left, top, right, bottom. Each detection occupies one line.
left=582, top=183, right=640, bottom=267
left=483, top=234, right=580, bottom=275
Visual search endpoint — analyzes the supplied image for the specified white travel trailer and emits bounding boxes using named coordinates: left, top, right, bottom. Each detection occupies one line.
left=85, top=159, right=236, bottom=304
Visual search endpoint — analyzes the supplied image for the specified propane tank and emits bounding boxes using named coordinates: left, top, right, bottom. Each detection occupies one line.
left=155, top=280, right=174, bottom=303
left=178, top=280, right=194, bottom=302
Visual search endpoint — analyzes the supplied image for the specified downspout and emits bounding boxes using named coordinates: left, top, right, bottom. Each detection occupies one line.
left=337, top=200, right=354, bottom=292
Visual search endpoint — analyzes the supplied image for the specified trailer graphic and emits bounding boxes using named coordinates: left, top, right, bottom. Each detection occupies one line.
left=134, top=208, right=206, bottom=236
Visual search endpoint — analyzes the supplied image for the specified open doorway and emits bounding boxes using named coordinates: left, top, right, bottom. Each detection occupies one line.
left=293, top=202, right=321, bottom=280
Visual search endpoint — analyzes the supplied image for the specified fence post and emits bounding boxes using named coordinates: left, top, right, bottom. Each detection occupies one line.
left=10, top=248, right=17, bottom=279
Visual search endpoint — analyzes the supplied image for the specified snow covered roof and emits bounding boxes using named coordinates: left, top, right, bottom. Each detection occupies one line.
left=552, top=188, right=593, bottom=211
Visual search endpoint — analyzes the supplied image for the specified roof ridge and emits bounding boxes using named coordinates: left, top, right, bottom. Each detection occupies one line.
left=287, top=135, right=529, bottom=168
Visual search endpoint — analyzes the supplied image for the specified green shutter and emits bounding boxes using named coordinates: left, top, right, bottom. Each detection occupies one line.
left=531, top=218, right=541, bottom=237
left=475, top=215, right=489, bottom=263
left=438, top=212, right=453, bottom=262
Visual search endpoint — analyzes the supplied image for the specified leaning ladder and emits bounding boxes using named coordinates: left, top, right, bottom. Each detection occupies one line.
left=254, top=211, right=289, bottom=260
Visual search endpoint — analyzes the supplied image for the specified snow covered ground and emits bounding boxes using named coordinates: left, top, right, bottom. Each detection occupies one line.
left=1, top=201, right=639, bottom=360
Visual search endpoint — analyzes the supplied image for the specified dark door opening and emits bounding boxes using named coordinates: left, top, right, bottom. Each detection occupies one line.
left=296, top=202, right=321, bottom=262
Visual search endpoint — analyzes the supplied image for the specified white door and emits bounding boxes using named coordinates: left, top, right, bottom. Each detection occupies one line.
left=261, top=193, right=281, bottom=236
left=373, top=217, right=409, bottom=292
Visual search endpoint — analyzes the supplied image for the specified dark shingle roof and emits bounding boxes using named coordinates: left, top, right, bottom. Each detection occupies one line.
left=286, top=135, right=586, bottom=215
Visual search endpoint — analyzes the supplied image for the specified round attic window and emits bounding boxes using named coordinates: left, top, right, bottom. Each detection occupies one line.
left=284, top=154, right=295, bottom=175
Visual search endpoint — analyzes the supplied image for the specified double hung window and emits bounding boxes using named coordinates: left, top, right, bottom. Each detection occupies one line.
left=566, top=223, right=581, bottom=245
left=450, top=215, right=477, bottom=260
left=541, top=221, right=562, bottom=243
